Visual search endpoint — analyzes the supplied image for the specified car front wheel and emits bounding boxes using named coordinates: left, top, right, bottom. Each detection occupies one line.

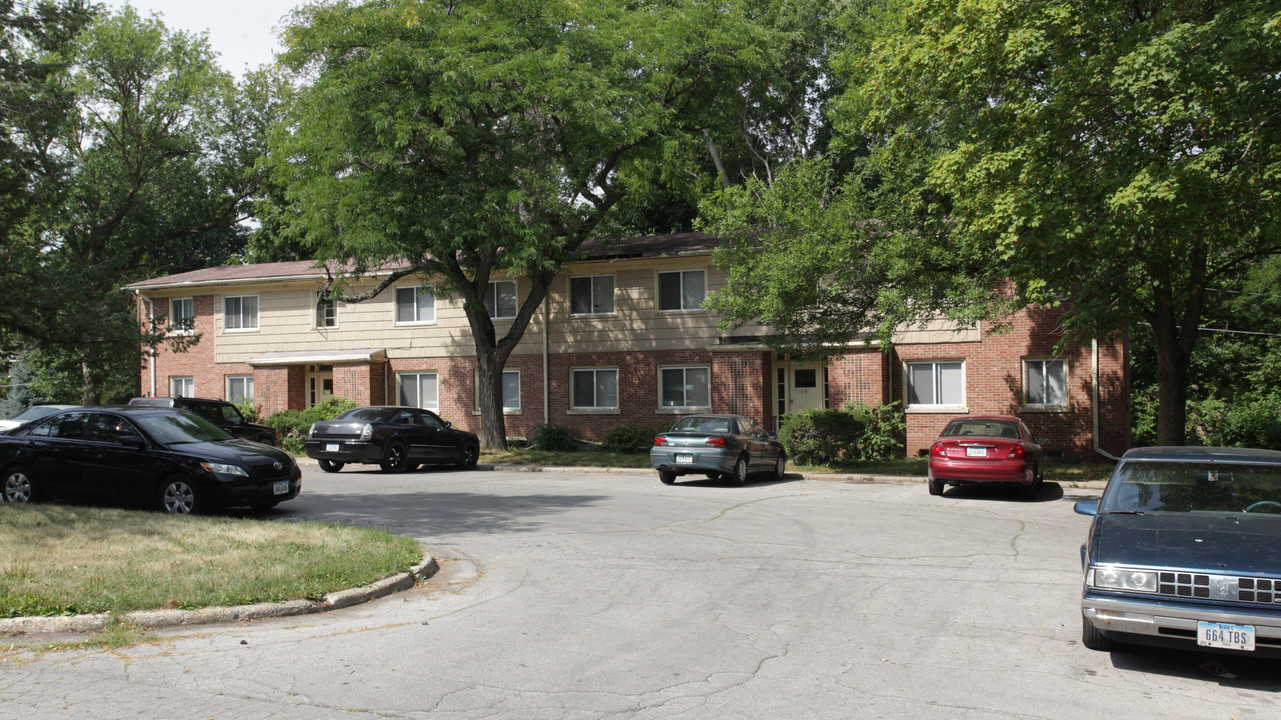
left=3, top=467, right=35, bottom=503
left=160, top=477, right=201, bottom=515
left=457, top=443, right=479, bottom=470
left=772, top=453, right=787, bottom=480
left=1081, top=614, right=1114, bottom=651
left=380, top=443, right=410, bottom=473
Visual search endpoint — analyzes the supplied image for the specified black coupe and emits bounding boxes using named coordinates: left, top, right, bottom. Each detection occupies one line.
left=305, top=406, right=480, bottom=473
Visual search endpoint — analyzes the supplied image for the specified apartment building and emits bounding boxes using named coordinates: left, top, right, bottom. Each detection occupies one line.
left=125, top=232, right=1129, bottom=458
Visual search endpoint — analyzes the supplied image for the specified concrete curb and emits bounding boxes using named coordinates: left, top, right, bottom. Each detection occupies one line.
left=0, top=552, right=439, bottom=636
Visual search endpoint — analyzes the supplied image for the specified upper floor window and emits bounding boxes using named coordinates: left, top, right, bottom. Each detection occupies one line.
left=571, top=368, right=618, bottom=410
left=227, top=375, right=254, bottom=403
left=485, top=280, right=517, bottom=319
left=171, top=376, right=195, bottom=397
left=316, top=295, right=337, bottom=328
left=170, top=298, right=194, bottom=332
left=1024, top=359, right=1066, bottom=407
left=657, top=269, right=705, bottom=312
left=570, top=275, right=615, bottom=315
left=395, top=286, right=435, bottom=324
left=660, top=366, right=710, bottom=409
left=906, top=361, right=963, bottom=407
left=224, top=295, right=258, bottom=330
left=399, top=371, right=439, bottom=410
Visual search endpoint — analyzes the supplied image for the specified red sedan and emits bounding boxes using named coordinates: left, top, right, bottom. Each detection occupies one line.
left=927, top=415, right=1044, bottom=497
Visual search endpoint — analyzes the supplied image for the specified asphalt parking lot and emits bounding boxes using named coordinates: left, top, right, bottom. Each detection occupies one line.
left=2, top=467, right=1280, bottom=720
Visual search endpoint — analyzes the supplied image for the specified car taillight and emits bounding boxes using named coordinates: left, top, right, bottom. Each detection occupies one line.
left=1007, top=445, right=1025, bottom=458
left=706, top=437, right=727, bottom=448
left=308, top=422, right=317, bottom=437
left=360, top=423, right=373, bottom=441
left=654, top=436, right=668, bottom=446
left=931, top=443, right=946, bottom=457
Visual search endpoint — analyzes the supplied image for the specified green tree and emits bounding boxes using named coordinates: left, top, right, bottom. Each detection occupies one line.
left=270, top=0, right=778, bottom=448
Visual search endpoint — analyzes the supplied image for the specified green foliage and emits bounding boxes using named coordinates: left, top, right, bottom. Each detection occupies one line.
left=602, top=421, right=660, bottom=454
left=1187, top=394, right=1281, bottom=450
left=233, top=399, right=261, bottom=424
left=265, top=397, right=358, bottom=455
left=530, top=424, right=575, bottom=452
left=778, top=409, right=865, bottom=465
left=844, top=401, right=907, bottom=461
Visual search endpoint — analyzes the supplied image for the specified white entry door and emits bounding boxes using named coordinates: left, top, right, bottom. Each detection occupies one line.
left=306, top=365, right=333, bottom=408
left=788, top=363, right=825, bottom=413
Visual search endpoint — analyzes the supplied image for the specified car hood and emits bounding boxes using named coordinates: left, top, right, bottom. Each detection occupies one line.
left=1092, top=513, right=1281, bottom=575
left=168, top=438, right=294, bottom=465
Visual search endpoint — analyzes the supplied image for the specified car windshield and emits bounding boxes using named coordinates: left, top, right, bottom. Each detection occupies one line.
left=135, top=412, right=233, bottom=444
left=942, top=419, right=1020, bottom=439
left=1104, top=461, right=1281, bottom=515
left=337, top=407, right=398, bottom=423
left=671, top=416, right=735, bottom=434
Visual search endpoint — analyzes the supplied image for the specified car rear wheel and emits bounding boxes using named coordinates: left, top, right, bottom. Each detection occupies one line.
left=456, top=443, right=479, bottom=470
left=659, top=470, right=676, bottom=485
left=160, top=477, right=201, bottom=515
left=380, top=443, right=410, bottom=473
left=1081, top=614, right=1114, bottom=651
left=928, top=478, right=944, bottom=496
left=3, top=467, right=36, bottom=503
left=772, top=453, right=787, bottom=480
left=732, top=455, right=749, bottom=486
left=318, top=459, right=344, bottom=473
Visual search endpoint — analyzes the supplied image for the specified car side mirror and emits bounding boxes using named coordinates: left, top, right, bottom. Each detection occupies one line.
left=444, top=421, right=451, bottom=428
left=1073, top=500, right=1098, bottom=517
left=1036, top=437, right=1048, bottom=445
left=121, top=436, right=147, bottom=450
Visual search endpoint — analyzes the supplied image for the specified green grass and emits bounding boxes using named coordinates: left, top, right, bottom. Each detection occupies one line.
left=0, top=505, right=421, bottom=618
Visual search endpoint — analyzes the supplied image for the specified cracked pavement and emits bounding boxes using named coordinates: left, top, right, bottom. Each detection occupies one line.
left=3, top=467, right=1281, bottom=719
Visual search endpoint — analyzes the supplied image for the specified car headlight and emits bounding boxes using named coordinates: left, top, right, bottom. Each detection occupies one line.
left=201, top=461, right=249, bottom=477
left=1088, top=567, right=1158, bottom=593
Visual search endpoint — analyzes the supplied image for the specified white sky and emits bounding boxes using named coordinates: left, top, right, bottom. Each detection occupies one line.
left=109, top=1, right=305, bottom=77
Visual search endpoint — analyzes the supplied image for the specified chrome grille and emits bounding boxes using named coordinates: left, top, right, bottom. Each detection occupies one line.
left=1238, top=578, right=1281, bottom=604
left=1158, top=572, right=1211, bottom=598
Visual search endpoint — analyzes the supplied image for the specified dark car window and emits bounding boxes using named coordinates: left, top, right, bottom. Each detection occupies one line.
left=420, top=411, right=444, bottom=430
left=942, top=419, right=1020, bottom=439
left=392, top=410, right=418, bottom=425
left=135, top=412, right=233, bottom=445
left=27, top=412, right=90, bottom=439
left=219, top=405, right=243, bottom=424
left=1105, top=461, right=1281, bottom=514
left=89, top=414, right=143, bottom=444
left=338, top=407, right=398, bottom=423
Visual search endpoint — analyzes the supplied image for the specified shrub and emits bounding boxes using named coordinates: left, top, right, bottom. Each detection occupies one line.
left=264, top=397, right=359, bottom=455
left=777, top=409, right=864, bottom=465
left=602, top=421, right=659, bottom=454
left=233, top=399, right=261, bottom=424
left=530, top=423, right=574, bottom=451
left=845, top=401, right=907, bottom=461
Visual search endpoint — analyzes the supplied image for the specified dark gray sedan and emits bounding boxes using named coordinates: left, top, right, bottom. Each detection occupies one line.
left=650, top=414, right=786, bottom=485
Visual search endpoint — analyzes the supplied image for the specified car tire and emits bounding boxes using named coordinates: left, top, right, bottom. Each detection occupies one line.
left=318, top=459, right=344, bottom=473
left=380, top=443, right=410, bottom=473
left=160, top=477, right=201, bottom=515
left=457, top=443, right=479, bottom=470
left=1081, top=614, right=1114, bottom=651
left=659, top=470, right=676, bottom=485
left=3, top=466, right=36, bottom=503
left=772, top=453, right=787, bottom=481
left=928, top=478, right=944, bottom=496
left=732, top=455, right=749, bottom=486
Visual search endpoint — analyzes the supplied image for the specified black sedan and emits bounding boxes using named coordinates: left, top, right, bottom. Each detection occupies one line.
left=0, top=406, right=301, bottom=514
left=305, top=406, right=480, bottom=473
left=650, top=413, right=786, bottom=485
left=1075, top=446, right=1281, bottom=657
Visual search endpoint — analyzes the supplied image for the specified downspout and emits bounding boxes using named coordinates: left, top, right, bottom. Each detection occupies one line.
left=1093, top=338, right=1121, bottom=461
left=542, top=294, right=550, bottom=425
left=137, top=290, right=156, bottom=397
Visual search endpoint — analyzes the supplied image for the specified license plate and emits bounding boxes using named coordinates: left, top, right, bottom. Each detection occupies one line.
left=273, top=481, right=290, bottom=496
left=675, top=454, right=695, bottom=464
left=966, top=447, right=987, bottom=457
left=1198, top=621, right=1255, bottom=651
left=326, top=443, right=340, bottom=452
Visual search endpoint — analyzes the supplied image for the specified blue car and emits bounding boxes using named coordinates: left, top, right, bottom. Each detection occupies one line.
left=650, top=414, right=786, bottom=486
left=1074, top=446, right=1281, bottom=657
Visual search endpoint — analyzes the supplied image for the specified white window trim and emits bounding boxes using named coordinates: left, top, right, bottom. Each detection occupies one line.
left=226, top=375, right=254, bottom=403
left=475, top=369, right=522, bottom=415
left=486, top=279, right=518, bottom=320
left=657, top=365, right=712, bottom=414
left=656, top=268, right=708, bottom=313
left=170, top=376, right=195, bottom=397
left=394, top=285, right=436, bottom=325
left=315, top=293, right=339, bottom=329
left=169, top=297, right=195, bottom=335
left=569, top=366, right=620, bottom=414
left=1021, top=357, right=1068, bottom=411
left=569, top=274, right=616, bottom=317
left=223, top=294, right=259, bottom=332
left=903, top=359, right=967, bottom=413
left=398, top=371, right=439, bottom=411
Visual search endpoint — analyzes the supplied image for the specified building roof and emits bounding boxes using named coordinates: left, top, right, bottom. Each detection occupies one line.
left=125, top=232, right=723, bottom=292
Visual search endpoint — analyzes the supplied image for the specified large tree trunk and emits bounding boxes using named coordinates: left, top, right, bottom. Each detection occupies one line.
left=1148, top=293, right=1203, bottom=447
left=80, top=347, right=98, bottom=406
left=475, top=343, right=513, bottom=450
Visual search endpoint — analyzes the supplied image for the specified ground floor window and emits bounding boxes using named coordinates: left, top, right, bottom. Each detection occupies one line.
left=399, top=372, right=439, bottom=410
left=660, top=366, right=710, bottom=409
left=477, top=370, right=521, bottom=412
left=906, top=361, right=963, bottom=407
left=1024, top=358, right=1066, bottom=407
left=226, top=375, right=253, bottom=403
left=572, top=368, right=618, bottom=409
left=170, top=377, right=194, bottom=397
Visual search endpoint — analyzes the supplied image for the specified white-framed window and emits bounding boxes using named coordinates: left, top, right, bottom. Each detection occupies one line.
left=316, top=294, right=337, bottom=328
left=170, top=298, right=194, bottom=332
left=485, top=280, right=517, bottom=319
left=170, top=377, right=195, bottom=397
left=226, top=375, right=254, bottom=403
left=906, top=361, right=964, bottom=407
left=570, top=274, right=615, bottom=315
left=477, top=370, right=521, bottom=412
left=571, top=368, right=618, bottom=410
left=660, top=366, right=710, bottom=409
left=399, top=372, right=439, bottom=410
left=1024, top=358, right=1067, bottom=407
left=657, top=269, right=706, bottom=312
left=395, top=285, right=435, bottom=324
left=224, top=295, right=258, bottom=330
